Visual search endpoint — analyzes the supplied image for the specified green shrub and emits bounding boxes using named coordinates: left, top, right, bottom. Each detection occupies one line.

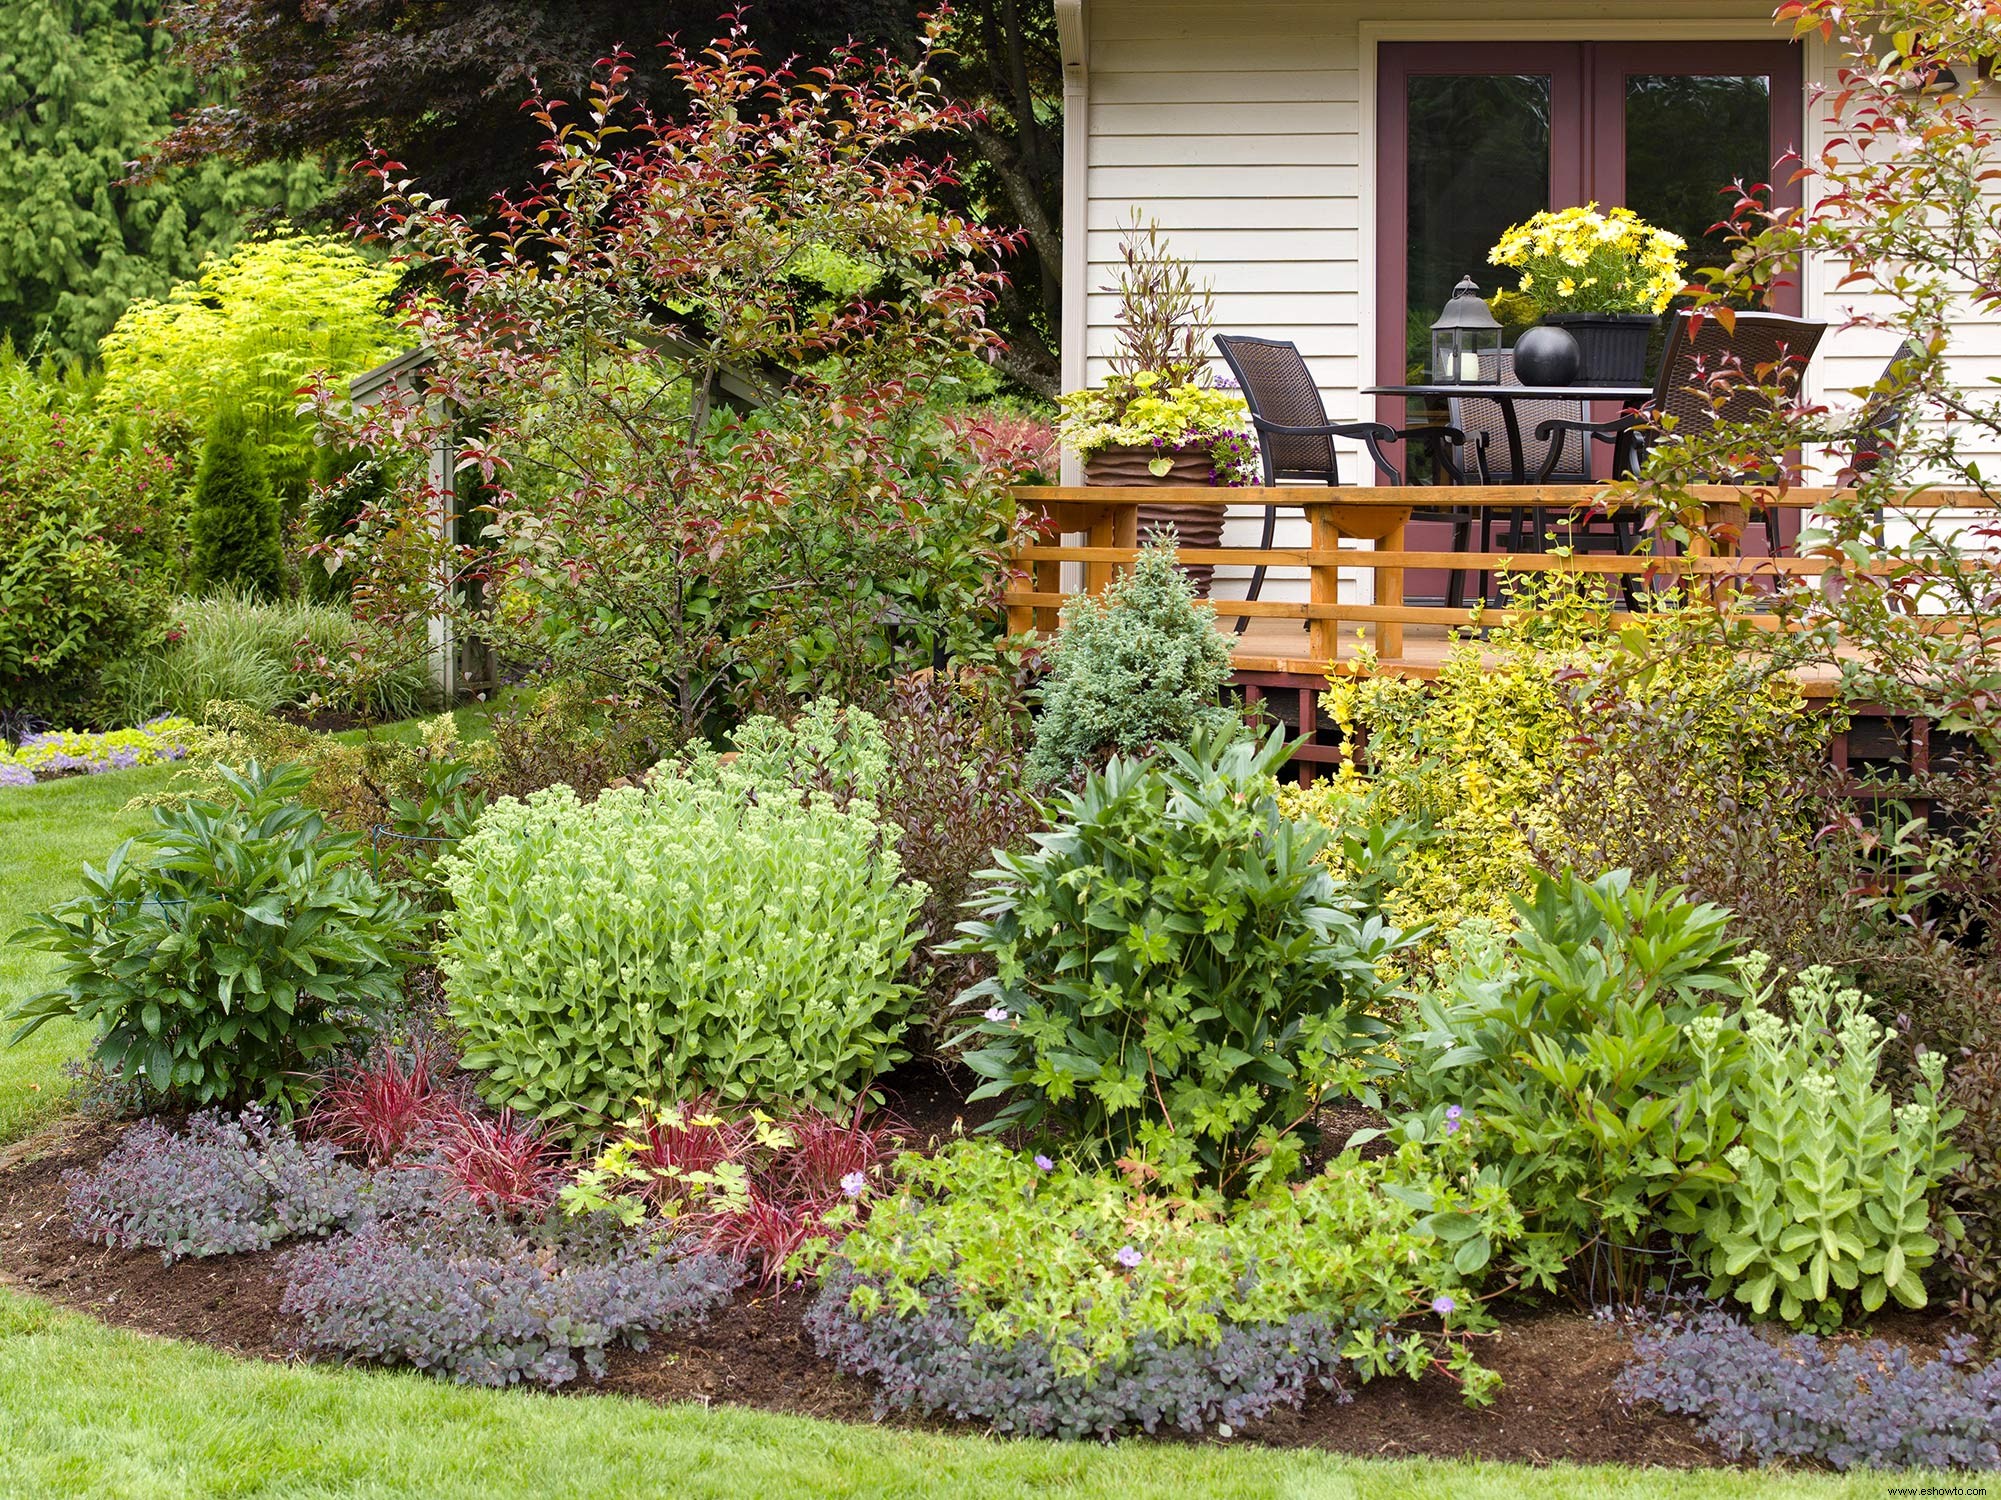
left=954, top=724, right=1399, bottom=1193
left=189, top=404, right=283, bottom=600
left=0, top=351, right=178, bottom=720
left=7, top=762, right=423, bottom=1110
left=1681, top=970, right=1963, bottom=1329
left=1387, top=869, right=1748, bottom=1273
left=1025, top=536, right=1236, bottom=784
left=103, top=589, right=433, bottom=724
left=439, top=774, right=927, bottom=1125
left=822, top=1135, right=1516, bottom=1398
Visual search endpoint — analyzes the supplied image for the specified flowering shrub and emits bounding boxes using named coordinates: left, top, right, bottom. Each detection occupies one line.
left=280, top=1209, right=740, bottom=1389
left=312, top=24, right=1028, bottom=737
left=1489, top=204, right=1686, bottom=317
left=10, top=761, right=424, bottom=1109
left=957, top=724, right=1400, bottom=1192
left=1056, top=374, right=1259, bottom=485
left=65, top=1109, right=361, bottom=1262
left=1024, top=536, right=1237, bottom=784
left=1618, top=1310, right=2001, bottom=1471
left=439, top=775, right=926, bottom=1124
left=0, top=717, right=190, bottom=783
left=811, top=1136, right=1514, bottom=1436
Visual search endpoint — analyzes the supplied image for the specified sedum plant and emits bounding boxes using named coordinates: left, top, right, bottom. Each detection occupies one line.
left=9, top=761, right=423, bottom=1109
left=1681, top=970, right=1964, bottom=1329
left=1025, top=535, right=1237, bottom=784
left=438, top=774, right=927, bottom=1126
left=955, top=724, right=1400, bottom=1192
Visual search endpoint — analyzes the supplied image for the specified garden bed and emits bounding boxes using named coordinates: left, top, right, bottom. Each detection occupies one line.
left=1, top=1100, right=1899, bottom=1473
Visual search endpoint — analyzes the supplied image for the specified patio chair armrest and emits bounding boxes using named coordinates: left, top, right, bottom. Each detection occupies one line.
left=1248, top=416, right=1404, bottom=485
left=1530, top=414, right=1640, bottom=445
left=1393, top=424, right=1469, bottom=486
left=1530, top=414, right=1646, bottom=483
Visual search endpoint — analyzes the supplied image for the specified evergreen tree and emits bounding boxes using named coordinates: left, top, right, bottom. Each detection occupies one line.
left=0, top=1, right=323, bottom=358
left=189, top=403, right=282, bottom=599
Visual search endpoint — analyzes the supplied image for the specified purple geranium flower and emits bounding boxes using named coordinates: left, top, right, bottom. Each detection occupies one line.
left=840, top=1171, right=868, bottom=1199
left=1432, top=1295, right=1456, bottom=1316
left=983, top=1006, right=1009, bottom=1023
left=1033, top=1154, right=1054, bottom=1172
left=1115, top=1246, right=1143, bottom=1270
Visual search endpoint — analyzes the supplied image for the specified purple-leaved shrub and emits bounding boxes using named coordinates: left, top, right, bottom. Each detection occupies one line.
left=807, top=1269, right=1353, bottom=1440
left=65, top=1109, right=361, bottom=1263
left=280, top=1205, right=741, bottom=1388
left=1617, top=1310, right=2001, bottom=1470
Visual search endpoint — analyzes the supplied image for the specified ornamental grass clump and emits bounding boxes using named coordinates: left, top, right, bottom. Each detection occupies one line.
left=1024, top=535, right=1237, bottom=784
left=957, top=724, right=1401, bottom=1193
left=439, top=774, right=926, bottom=1125
left=810, top=1136, right=1516, bottom=1437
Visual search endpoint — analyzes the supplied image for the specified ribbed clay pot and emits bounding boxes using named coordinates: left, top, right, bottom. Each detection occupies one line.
left=1082, top=444, right=1226, bottom=596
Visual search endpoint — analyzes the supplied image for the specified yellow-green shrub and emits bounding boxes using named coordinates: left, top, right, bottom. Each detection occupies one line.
left=1279, top=575, right=1812, bottom=971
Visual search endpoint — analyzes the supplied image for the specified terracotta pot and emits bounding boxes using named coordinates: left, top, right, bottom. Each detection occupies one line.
left=1082, top=444, right=1226, bottom=596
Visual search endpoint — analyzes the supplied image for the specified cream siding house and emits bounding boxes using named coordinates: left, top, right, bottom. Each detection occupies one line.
left=1051, top=1, right=1991, bottom=599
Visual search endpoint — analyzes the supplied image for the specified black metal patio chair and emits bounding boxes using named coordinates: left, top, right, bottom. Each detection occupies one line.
left=1214, top=334, right=1472, bottom=618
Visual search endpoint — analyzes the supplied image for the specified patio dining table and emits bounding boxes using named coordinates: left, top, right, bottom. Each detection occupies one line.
left=1363, top=383, right=1653, bottom=486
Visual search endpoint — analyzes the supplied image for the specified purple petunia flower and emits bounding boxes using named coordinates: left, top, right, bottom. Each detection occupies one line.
left=1033, top=1154, right=1054, bottom=1172
left=840, top=1171, right=868, bottom=1199
left=1432, top=1295, right=1456, bottom=1316
left=1115, top=1246, right=1143, bottom=1269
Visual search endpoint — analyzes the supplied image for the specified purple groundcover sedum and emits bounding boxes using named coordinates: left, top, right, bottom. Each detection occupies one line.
left=1617, top=1309, right=2001, bottom=1470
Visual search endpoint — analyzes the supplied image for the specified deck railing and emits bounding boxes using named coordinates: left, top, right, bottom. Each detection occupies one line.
left=1007, top=484, right=1999, bottom=676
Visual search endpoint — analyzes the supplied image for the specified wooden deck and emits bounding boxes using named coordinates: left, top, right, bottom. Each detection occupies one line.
left=1009, top=482, right=1994, bottom=694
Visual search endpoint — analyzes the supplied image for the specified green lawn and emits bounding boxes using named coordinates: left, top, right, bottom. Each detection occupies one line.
left=0, top=1287, right=1895, bottom=1500
left=0, top=764, right=177, bottom=1144
left=0, top=742, right=1928, bottom=1499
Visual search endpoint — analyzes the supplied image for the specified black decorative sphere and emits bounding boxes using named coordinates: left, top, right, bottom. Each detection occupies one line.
left=1513, top=324, right=1583, bottom=387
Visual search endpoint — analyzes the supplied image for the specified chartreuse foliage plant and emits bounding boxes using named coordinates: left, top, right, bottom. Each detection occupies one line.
left=955, top=724, right=1400, bottom=1193
left=1024, top=535, right=1237, bottom=784
left=1282, top=573, right=1809, bottom=971
left=811, top=1135, right=1515, bottom=1437
left=1680, top=970, right=1964, bottom=1329
left=439, top=774, right=926, bottom=1126
left=1387, top=869, right=1747, bottom=1275
left=99, top=234, right=401, bottom=505
left=7, top=762, right=422, bottom=1110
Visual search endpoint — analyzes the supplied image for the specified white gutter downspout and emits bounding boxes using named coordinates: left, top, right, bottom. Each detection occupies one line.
left=1055, top=0, right=1088, bottom=484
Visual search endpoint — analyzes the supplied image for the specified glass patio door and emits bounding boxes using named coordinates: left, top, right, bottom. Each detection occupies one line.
left=1376, top=40, right=1804, bottom=428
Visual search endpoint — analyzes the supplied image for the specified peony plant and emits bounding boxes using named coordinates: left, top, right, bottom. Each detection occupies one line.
left=1489, top=204, right=1686, bottom=317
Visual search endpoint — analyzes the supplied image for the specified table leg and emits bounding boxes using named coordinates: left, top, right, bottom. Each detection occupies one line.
left=1377, top=518, right=1406, bottom=661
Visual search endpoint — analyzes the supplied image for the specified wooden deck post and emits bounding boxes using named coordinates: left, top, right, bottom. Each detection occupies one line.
left=1306, top=501, right=1342, bottom=665
left=1376, top=516, right=1406, bottom=661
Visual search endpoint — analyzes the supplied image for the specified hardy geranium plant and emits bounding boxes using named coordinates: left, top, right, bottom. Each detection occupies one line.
left=1490, top=204, right=1687, bottom=317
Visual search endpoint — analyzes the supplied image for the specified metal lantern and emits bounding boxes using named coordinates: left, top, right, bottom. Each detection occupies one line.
left=1430, top=276, right=1503, bottom=386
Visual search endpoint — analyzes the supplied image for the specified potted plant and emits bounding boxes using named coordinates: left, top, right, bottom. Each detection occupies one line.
left=1056, top=215, right=1259, bottom=594
left=1488, top=205, right=1687, bottom=385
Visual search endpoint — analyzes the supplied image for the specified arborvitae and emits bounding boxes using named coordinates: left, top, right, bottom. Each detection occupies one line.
left=189, top=403, right=284, bottom=600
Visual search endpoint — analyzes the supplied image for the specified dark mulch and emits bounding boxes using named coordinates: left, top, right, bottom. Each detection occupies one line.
left=0, top=1088, right=1945, bottom=1471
